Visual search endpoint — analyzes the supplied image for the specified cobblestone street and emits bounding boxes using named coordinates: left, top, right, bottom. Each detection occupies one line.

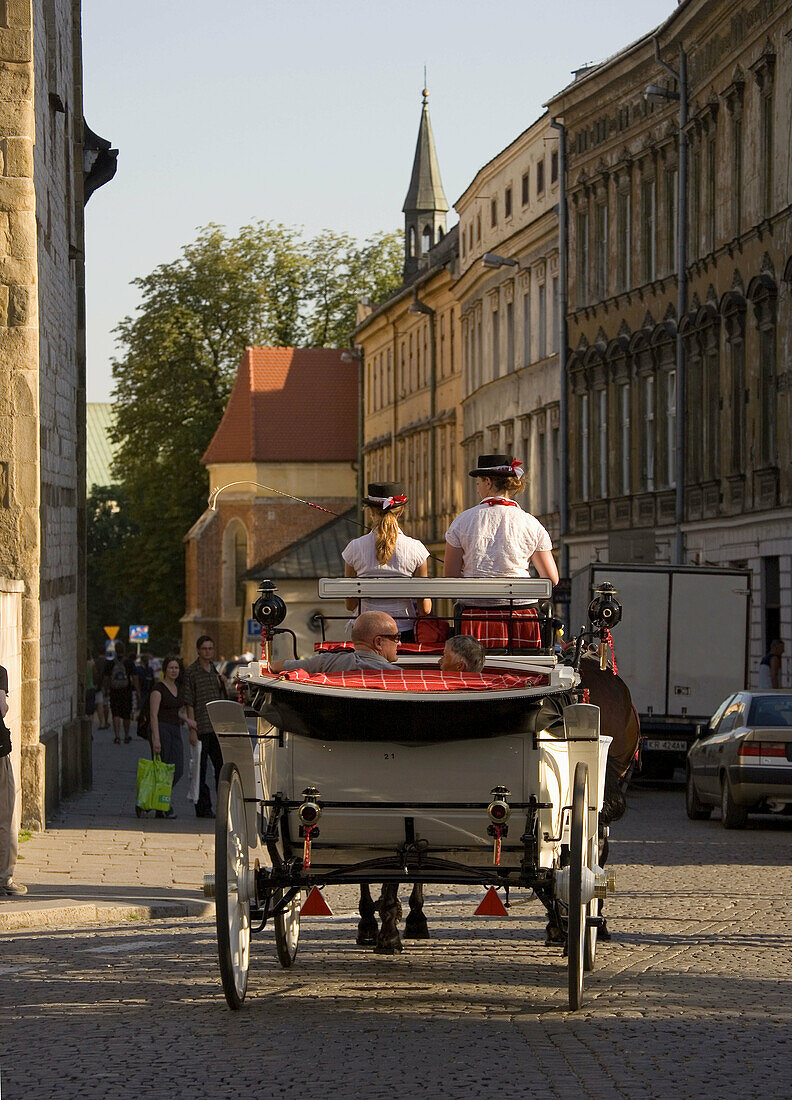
left=1, top=752, right=790, bottom=1099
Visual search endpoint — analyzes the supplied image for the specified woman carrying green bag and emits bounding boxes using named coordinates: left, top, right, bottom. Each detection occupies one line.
left=148, top=655, right=197, bottom=819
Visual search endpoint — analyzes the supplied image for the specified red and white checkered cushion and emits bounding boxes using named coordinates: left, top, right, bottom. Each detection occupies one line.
left=273, top=668, right=547, bottom=692
left=459, top=607, right=541, bottom=649
left=314, top=641, right=446, bottom=655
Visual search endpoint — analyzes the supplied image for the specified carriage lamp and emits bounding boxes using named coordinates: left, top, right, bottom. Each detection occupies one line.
left=252, top=580, right=288, bottom=669
left=297, top=787, right=323, bottom=828
left=587, top=582, right=623, bottom=671
left=487, top=786, right=511, bottom=865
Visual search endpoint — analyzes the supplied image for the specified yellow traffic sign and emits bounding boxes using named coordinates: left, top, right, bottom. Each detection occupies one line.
left=103, top=626, right=120, bottom=640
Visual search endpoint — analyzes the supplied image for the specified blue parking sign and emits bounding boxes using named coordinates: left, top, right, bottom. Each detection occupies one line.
left=246, top=619, right=262, bottom=637
left=129, top=625, right=149, bottom=643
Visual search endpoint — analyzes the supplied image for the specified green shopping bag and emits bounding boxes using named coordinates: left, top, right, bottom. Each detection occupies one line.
left=136, top=754, right=175, bottom=812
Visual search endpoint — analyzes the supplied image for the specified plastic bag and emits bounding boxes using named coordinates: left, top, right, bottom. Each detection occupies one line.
left=187, top=740, right=202, bottom=803
left=136, top=754, right=175, bottom=812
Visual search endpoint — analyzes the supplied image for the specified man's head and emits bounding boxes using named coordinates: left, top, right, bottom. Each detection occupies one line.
left=440, top=635, right=485, bottom=674
left=771, top=639, right=785, bottom=656
left=351, top=611, right=400, bottom=664
left=196, top=635, right=215, bottom=661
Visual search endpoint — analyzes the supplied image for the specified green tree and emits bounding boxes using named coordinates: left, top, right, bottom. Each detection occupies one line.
left=110, top=221, right=403, bottom=644
left=86, top=484, right=142, bottom=653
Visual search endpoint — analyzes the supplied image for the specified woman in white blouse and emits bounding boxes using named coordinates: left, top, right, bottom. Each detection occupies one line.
left=342, top=482, right=431, bottom=642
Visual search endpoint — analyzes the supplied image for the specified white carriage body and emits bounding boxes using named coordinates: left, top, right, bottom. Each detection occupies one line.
left=211, top=579, right=612, bottom=876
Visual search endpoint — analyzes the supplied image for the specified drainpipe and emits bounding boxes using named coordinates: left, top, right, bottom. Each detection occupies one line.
left=550, top=117, right=569, bottom=587
left=409, top=294, right=438, bottom=544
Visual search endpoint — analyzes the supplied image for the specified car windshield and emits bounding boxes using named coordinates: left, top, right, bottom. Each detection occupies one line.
left=748, top=696, right=792, bottom=727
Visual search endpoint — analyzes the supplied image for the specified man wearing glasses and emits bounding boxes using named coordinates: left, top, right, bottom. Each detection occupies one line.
left=270, top=611, right=400, bottom=674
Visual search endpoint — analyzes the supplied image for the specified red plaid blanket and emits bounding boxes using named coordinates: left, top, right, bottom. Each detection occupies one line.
left=459, top=607, right=541, bottom=650
left=314, top=641, right=446, bottom=654
left=272, top=668, right=547, bottom=692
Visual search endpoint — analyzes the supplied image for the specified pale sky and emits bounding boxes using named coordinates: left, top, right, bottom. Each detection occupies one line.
left=82, top=0, right=674, bottom=401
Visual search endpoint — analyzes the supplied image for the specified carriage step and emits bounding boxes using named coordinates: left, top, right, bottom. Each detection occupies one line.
left=203, top=874, right=216, bottom=899
left=586, top=915, right=606, bottom=928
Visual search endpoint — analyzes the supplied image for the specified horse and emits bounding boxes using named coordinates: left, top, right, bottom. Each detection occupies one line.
left=356, top=646, right=641, bottom=953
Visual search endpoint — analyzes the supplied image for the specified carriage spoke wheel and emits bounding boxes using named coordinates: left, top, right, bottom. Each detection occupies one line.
left=583, top=834, right=598, bottom=973
left=274, top=889, right=302, bottom=968
left=215, top=763, right=251, bottom=1010
left=568, top=761, right=589, bottom=1010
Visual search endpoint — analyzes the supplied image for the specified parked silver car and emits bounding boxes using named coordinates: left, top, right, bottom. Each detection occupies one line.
left=686, top=691, right=792, bottom=828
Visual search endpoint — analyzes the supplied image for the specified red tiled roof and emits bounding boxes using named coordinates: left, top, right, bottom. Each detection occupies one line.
left=202, top=347, right=358, bottom=464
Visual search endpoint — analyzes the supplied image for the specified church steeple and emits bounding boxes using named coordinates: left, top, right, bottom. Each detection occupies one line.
left=402, top=86, right=449, bottom=281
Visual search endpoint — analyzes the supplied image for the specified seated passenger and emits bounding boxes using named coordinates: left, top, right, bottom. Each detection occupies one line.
left=270, top=611, right=400, bottom=675
left=439, top=636, right=485, bottom=674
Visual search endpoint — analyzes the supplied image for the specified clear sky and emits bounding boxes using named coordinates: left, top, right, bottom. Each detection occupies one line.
left=82, top=0, right=675, bottom=401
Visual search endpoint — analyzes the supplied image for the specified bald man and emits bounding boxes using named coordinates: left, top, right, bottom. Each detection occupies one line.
left=269, top=611, right=401, bottom=674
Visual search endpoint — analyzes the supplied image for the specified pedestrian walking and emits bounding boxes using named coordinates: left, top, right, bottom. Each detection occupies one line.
left=183, top=635, right=227, bottom=818
left=136, top=652, right=156, bottom=719
left=0, top=661, right=26, bottom=897
left=149, top=655, right=197, bottom=819
left=103, top=641, right=139, bottom=744
left=92, top=648, right=110, bottom=729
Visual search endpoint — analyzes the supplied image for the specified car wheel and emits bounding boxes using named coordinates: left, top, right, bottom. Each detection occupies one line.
left=685, top=768, right=711, bottom=820
left=721, top=773, right=748, bottom=829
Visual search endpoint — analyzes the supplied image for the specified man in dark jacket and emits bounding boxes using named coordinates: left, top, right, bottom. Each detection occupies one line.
left=183, top=635, right=227, bottom=818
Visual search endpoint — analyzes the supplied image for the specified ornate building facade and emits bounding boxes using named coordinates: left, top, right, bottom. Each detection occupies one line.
left=455, top=113, right=561, bottom=526
left=547, top=0, right=792, bottom=682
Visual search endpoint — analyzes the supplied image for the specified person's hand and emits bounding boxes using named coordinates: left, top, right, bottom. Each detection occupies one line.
left=189, top=729, right=198, bottom=748
left=186, top=718, right=197, bottom=732
left=151, top=735, right=161, bottom=754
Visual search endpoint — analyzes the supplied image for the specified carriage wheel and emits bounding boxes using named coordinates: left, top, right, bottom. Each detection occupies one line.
left=215, top=762, right=251, bottom=1010
left=567, top=761, right=588, bottom=1010
left=274, top=889, right=302, bottom=968
left=583, top=834, right=598, bottom=972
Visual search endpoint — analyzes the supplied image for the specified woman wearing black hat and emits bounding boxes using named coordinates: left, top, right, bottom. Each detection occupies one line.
left=444, top=454, right=559, bottom=587
left=342, top=483, right=431, bottom=642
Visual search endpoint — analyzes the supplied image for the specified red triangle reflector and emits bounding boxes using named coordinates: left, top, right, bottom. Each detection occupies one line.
left=300, top=887, right=333, bottom=917
left=474, top=887, right=508, bottom=917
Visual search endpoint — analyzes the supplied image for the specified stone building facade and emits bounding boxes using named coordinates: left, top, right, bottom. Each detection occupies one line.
left=0, top=1, right=114, bottom=826
left=182, top=347, right=357, bottom=660
left=355, top=91, right=463, bottom=555
left=455, top=113, right=561, bottom=526
left=547, top=0, right=792, bottom=684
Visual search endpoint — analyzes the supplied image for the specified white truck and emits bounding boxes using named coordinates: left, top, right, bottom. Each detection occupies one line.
left=570, top=564, right=751, bottom=778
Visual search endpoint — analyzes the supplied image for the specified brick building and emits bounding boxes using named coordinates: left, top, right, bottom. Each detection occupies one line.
left=181, top=347, right=358, bottom=660
left=0, top=1, right=116, bottom=827
left=547, top=0, right=792, bottom=684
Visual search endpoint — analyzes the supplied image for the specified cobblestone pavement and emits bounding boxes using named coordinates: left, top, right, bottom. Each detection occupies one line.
left=2, top=770, right=791, bottom=1099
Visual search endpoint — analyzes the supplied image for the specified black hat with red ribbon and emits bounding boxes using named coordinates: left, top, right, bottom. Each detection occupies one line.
left=362, top=482, right=408, bottom=512
left=468, top=454, right=525, bottom=479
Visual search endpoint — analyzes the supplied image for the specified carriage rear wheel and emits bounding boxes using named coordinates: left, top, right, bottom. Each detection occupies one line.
left=274, top=889, right=302, bottom=968
left=215, top=762, right=251, bottom=1010
left=568, top=761, right=589, bottom=1010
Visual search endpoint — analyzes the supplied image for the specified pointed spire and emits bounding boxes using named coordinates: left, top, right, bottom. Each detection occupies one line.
left=402, top=86, right=449, bottom=215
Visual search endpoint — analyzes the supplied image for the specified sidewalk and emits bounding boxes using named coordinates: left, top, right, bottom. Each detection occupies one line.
left=1, top=723, right=215, bottom=931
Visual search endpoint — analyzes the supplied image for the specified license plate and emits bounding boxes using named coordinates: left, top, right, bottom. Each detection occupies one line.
left=644, top=739, right=688, bottom=752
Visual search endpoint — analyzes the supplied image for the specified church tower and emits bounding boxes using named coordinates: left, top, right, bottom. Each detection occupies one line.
left=402, top=87, right=449, bottom=281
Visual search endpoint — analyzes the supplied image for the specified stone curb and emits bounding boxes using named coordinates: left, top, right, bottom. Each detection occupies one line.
left=0, top=898, right=214, bottom=932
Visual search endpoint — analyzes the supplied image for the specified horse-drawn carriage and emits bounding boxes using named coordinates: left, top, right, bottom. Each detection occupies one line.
left=203, top=577, right=622, bottom=1011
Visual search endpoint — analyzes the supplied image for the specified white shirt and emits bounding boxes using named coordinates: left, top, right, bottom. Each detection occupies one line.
left=445, top=499, right=553, bottom=605
left=342, top=530, right=430, bottom=630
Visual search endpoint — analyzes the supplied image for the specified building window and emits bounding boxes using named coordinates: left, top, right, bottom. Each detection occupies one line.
left=642, top=374, right=655, bottom=492
left=665, top=368, right=676, bottom=489
left=476, top=212, right=481, bottom=241
left=619, top=382, right=630, bottom=494
left=505, top=186, right=512, bottom=218
left=492, top=308, right=500, bottom=380
left=422, top=225, right=433, bottom=254
left=506, top=300, right=514, bottom=374
left=641, top=177, right=656, bottom=282
left=594, top=202, right=608, bottom=300
left=576, top=210, right=589, bottom=307
left=551, top=276, right=559, bottom=354
left=704, top=334, right=720, bottom=480
left=730, top=331, right=746, bottom=473
left=538, top=283, right=546, bottom=360
left=759, top=319, right=777, bottom=466
left=551, top=149, right=558, bottom=183
left=616, top=189, right=631, bottom=291
left=551, top=424, right=560, bottom=510
left=689, top=149, right=701, bottom=257
left=579, top=394, right=589, bottom=500
left=521, top=171, right=530, bottom=206
left=536, top=159, right=545, bottom=195
left=408, top=227, right=416, bottom=258
left=522, top=291, right=531, bottom=365
left=706, top=134, right=716, bottom=251
left=760, top=89, right=773, bottom=215
left=491, top=199, right=497, bottom=227
left=731, top=115, right=742, bottom=236
left=597, top=388, right=608, bottom=498
left=665, top=167, right=678, bottom=274
left=686, top=344, right=702, bottom=483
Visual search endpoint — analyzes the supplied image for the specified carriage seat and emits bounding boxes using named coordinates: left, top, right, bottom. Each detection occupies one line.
left=271, top=668, right=548, bottom=692
left=314, top=641, right=446, bottom=655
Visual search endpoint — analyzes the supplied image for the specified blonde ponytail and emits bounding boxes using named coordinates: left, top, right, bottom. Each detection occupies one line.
left=366, top=505, right=405, bottom=565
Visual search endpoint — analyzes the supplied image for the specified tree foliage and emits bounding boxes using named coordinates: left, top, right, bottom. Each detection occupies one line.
left=86, top=484, right=143, bottom=653
left=109, top=221, right=403, bottom=646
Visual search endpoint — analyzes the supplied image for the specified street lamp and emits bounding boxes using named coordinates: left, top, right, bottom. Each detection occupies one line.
left=341, top=345, right=365, bottom=528
left=646, top=37, right=688, bottom=565
left=482, top=252, right=519, bottom=270
left=408, top=294, right=438, bottom=543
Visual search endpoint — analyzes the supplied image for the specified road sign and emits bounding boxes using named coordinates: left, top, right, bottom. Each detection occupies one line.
left=129, top=625, right=149, bottom=643
left=246, top=619, right=262, bottom=637
left=103, top=626, right=119, bottom=640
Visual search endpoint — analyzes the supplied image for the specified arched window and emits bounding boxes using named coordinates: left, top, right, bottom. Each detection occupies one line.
left=222, top=519, right=249, bottom=616
left=748, top=272, right=778, bottom=468
left=422, top=225, right=433, bottom=254
left=721, top=290, right=747, bottom=474
left=408, top=226, right=416, bottom=259
left=437, top=226, right=444, bottom=241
